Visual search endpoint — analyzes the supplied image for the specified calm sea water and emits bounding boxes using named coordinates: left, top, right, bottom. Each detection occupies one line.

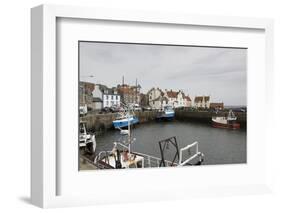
left=94, top=120, right=246, bottom=165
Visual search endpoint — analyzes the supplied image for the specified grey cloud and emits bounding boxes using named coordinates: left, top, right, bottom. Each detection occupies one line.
left=80, top=42, right=247, bottom=106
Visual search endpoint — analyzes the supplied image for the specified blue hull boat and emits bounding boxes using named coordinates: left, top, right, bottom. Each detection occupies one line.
left=156, top=105, right=175, bottom=120
left=113, top=116, right=139, bottom=129
left=161, top=111, right=175, bottom=119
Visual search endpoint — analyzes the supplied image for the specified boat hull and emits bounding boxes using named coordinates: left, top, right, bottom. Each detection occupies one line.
left=113, top=117, right=139, bottom=129
left=157, top=111, right=175, bottom=120
left=212, top=120, right=240, bottom=130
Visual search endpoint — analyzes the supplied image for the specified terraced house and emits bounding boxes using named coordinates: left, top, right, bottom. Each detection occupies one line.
left=92, top=84, right=121, bottom=108
left=194, top=96, right=210, bottom=108
left=147, top=87, right=168, bottom=109
left=164, top=89, right=192, bottom=108
left=147, top=88, right=192, bottom=109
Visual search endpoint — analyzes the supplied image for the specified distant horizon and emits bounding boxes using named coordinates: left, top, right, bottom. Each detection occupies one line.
left=80, top=42, right=247, bottom=106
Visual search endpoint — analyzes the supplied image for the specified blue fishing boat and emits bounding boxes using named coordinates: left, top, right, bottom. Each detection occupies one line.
left=113, top=115, right=139, bottom=129
left=156, top=105, right=175, bottom=120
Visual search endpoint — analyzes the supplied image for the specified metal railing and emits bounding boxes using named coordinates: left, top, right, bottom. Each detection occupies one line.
left=179, top=141, right=204, bottom=166
left=133, top=151, right=175, bottom=168
left=94, top=142, right=175, bottom=168
left=94, top=141, right=204, bottom=168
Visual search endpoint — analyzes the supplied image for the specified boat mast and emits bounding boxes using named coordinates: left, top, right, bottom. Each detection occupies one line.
left=135, top=78, right=138, bottom=105
left=128, top=104, right=131, bottom=154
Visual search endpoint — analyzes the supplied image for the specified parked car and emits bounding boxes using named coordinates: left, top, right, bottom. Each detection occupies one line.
left=134, top=105, right=142, bottom=111
left=99, top=107, right=111, bottom=114
left=110, top=105, right=123, bottom=113
left=142, top=106, right=152, bottom=111
left=129, top=103, right=142, bottom=111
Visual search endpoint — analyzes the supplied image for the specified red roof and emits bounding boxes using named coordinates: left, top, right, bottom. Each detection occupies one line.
left=166, top=90, right=178, bottom=98
left=184, top=96, right=191, bottom=101
left=210, top=103, right=224, bottom=108
left=117, top=85, right=135, bottom=95
left=80, top=82, right=95, bottom=94
left=194, top=96, right=210, bottom=102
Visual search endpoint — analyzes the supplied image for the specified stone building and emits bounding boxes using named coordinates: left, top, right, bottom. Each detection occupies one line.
left=80, top=82, right=103, bottom=111
left=117, top=84, right=141, bottom=105
left=140, top=93, right=149, bottom=107
left=209, top=102, right=224, bottom=110
left=194, top=96, right=210, bottom=108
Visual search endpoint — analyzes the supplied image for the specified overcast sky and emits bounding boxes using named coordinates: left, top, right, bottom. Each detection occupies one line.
left=80, top=42, right=247, bottom=106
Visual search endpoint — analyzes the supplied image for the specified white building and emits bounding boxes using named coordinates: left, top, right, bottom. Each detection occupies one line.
left=91, top=85, right=103, bottom=110
left=91, top=97, right=103, bottom=110
left=80, top=82, right=103, bottom=111
left=102, top=93, right=120, bottom=108
left=183, top=95, right=192, bottom=107
left=92, top=84, right=121, bottom=108
left=164, top=90, right=192, bottom=108
left=147, top=87, right=168, bottom=109
left=164, top=90, right=178, bottom=108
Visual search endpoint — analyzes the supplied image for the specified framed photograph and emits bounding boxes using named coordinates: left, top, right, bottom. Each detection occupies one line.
left=31, top=4, right=274, bottom=208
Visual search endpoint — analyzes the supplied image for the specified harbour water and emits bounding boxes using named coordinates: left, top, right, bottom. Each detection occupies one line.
left=94, top=120, right=246, bottom=165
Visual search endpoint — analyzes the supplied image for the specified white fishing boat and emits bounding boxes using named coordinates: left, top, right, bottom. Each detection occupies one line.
left=79, top=121, right=96, bottom=154
left=212, top=110, right=240, bottom=130
left=94, top=107, right=204, bottom=169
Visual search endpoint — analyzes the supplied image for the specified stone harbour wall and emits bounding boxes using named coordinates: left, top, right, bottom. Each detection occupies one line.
left=81, top=110, right=247, bottom=132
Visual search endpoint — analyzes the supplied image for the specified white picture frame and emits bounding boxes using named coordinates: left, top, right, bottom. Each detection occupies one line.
left=31, top=4, right=274, bottom=208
